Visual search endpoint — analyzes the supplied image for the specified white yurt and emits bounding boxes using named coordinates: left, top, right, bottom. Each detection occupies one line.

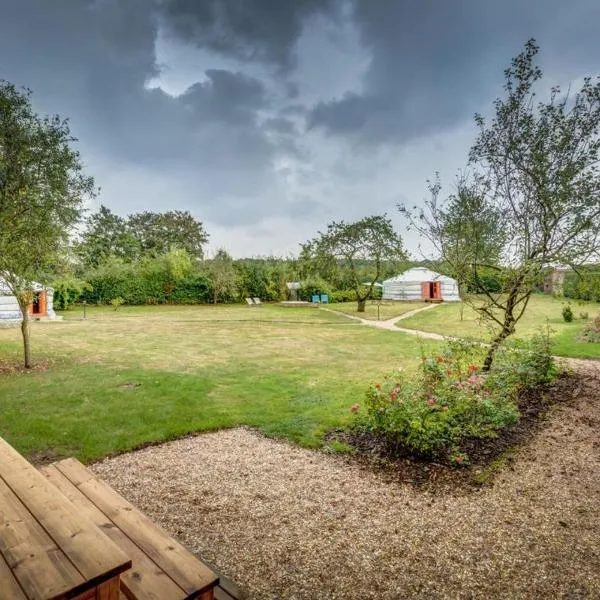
left=0, top=277, right=57, bottom=326
left=382, top=267, right=460, bottom=302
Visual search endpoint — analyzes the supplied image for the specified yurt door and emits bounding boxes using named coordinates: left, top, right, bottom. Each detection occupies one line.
left=432, top=281, right=442, bottom=300
left=421, top=281, right=431, bottom=300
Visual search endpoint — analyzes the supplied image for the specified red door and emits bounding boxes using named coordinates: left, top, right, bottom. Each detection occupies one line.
left=421, top=281, right=430, bottom=300
left=432, top=281, right=442, bottom=300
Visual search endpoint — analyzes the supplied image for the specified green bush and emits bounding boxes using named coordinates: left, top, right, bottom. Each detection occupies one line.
left=300, top=277, right=332, bottom=301
left=329, top=289, right=357, bottom=303
left=353, top=335, right=555, bottom=464
left=52, top=278, right=92, bottom=310
left=562, top=303, right=574, bottom=322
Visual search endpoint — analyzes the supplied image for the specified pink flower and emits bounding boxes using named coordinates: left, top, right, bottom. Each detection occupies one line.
left=389, top=391, right=398, bottom=401
left=454, top=455, right=463, bottom=464
left=427, top=398, right=436, bottom=406
left=350, top=403, right=360, bottom=413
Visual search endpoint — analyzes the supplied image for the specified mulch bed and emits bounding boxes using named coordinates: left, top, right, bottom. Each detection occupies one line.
left=326, top=370, right=581, bottom=491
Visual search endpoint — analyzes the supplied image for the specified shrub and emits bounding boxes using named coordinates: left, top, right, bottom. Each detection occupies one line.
left=580, top=311, right=589, bottom=320
left=353, top=334, right=555, bottom=464
left=52, top=278, right=92, bottom=310
left=329, top=289, right=357, bottom=303
left=110, top=297, right=124, bottom=311
left=580, top=314, right=600, bottom=343
left=562, top=304, right=573, bottom=322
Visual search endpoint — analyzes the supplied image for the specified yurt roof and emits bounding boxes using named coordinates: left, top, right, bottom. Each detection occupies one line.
left=383, top=267, right=456, bottom=284
left=0, top=277, right=47, bottom=295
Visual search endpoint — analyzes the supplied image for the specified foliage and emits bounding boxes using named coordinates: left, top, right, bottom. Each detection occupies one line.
left=562, top=303, right=574, bottom=322
left=302, top=215, right=405, bottom=312
left=400, top=40, right=600, bottom=371
left=563, top=266, right=600, bottom=302
left=75, top=205, right=139, bottom=269
left=580, top=311, right=589, bottom=320
left=206, top=249, right=237, bottom=304
left=127, top=210, right=208, bottom=260
left=52, top=278, right=92, bottom=310
left=0, top=81, right=95, bottom=367
left=110, top=297, right=124, bottom=311
left=300, top=276, right=332, bottom=301
left=580, top=314, right=600, bottom=343
left=329, top=289, right=357, bottom=303
left=354, top=334, right=555, bottom=464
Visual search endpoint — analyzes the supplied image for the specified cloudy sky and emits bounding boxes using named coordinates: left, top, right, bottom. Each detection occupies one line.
left=2, top=0, right=599, bottom=257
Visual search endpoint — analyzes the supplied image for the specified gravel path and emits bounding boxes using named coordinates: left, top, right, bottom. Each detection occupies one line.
left=92, top=361, right=600, bottom=600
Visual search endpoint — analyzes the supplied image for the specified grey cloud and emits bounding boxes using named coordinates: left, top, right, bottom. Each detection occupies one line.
left=308, top=0, right=600, bottom=144
left=158, top=0, right=340, bottom=70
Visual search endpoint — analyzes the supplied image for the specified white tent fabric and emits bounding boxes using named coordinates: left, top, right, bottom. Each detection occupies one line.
left=0, top=277, right=56, bottom=324
left=382, top=267, right=460, bottom=301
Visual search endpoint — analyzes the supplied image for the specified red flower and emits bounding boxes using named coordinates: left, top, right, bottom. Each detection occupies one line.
left=350, top=403, right=360, bottom=413
left=427, top=398, right=436, bottom=406
left=390, top=391, right=398, bottom=401
left=468, top=364, right=479, bottom=374
left=436, top=356, right=445, bottom=364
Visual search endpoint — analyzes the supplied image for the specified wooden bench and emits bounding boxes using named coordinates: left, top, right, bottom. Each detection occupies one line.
left=0, top=437, right=229, bottom=600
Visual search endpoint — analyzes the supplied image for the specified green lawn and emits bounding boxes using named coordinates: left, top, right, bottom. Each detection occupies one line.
left=329, top=300, right=429, bottom=320
left=399, top=294, right=600, bottom=359
left=0, top=304, right=441, bottom=462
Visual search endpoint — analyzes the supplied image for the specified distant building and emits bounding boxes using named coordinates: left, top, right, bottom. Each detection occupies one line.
left=543, top=265, right=572, bottom=295
left=383, top=267, right=460, bottom=302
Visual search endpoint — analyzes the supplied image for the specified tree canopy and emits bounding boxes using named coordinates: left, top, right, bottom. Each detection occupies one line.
left=0, top=81, right=95, bottom=366
left=302, top=215, right=406, bottom=312
left=401, top=40, right=600, bottom=369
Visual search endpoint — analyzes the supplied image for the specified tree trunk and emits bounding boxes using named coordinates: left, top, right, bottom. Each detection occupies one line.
left=21, top=312, right=32, bottom=369
left=357, top=299, right=366, bottom=313
left=213, top=288, right=218, bottom=305
left=482, top=286, right=522, bottom=371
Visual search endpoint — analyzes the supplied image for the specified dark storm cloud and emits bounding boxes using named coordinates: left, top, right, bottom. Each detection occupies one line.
left=308, top=0, right=600, bottom=143
left=158, top=0, right=340, bottom=70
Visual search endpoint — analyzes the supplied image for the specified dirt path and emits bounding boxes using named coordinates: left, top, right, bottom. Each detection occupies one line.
left=92, top=361, right=600, bottom=600
left=323, top=303, right=448, bottom=339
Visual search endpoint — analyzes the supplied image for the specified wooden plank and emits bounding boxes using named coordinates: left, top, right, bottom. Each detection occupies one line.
left=41, top=464, right=186, bottom=600
left=0, top=476, right=84, bottom=600
left=214, top=587, right=235, bottom=600
left=96, top=576, right=120, bottom=600
left=0, top=550, right=28, bottom=600
left=54, top=459, right=219, bottom=598
left=198, top=559, right=245, bottom=600
left=0, top=438, right=132, bottom=587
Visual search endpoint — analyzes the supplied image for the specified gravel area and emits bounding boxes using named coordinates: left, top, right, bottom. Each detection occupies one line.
left=92, top=361, right=600, bottom=600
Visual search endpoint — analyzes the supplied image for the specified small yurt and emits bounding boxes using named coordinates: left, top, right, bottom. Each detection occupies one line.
left=382, top=267, right=460, bottom=302
left=0, top=278, right=57, bottom=326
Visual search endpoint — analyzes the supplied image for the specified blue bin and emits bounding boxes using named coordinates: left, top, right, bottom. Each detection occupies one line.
left=320, top=294, right=329, bottom=304
left=311, top=294, right=321, bottom=303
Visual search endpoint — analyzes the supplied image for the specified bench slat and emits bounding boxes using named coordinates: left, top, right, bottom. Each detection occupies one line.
left=0, top=477, right=84, bottom=600
left=0, top=540, right=31, bottom=600
left=0, top=438, right=132, bottom=590
left=41, top=464, right=187, bottom=600
left=53, top=458, right=218, bottom=599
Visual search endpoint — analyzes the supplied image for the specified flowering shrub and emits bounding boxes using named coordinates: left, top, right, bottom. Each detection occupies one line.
left=353, top=335, right=555, bottom=464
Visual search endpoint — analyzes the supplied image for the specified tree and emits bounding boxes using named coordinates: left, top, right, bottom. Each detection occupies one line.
left=206, top=249, right=237, bottom=304
left=302, top=215, right=406, bottom=312
left=402, top=40, right=600, bottom=369
left=127, top=210, right=209, bottom=260
left=0, top=82, right=95, bottom=367
left=76, top=204, right=140, bottom=268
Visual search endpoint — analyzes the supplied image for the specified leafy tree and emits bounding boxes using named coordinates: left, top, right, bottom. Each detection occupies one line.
left=402, top=40, right=600, bottom=369
left=206, top=249, right=237, bottom=304
left=76, top=204, right=140, bottom=268
left=302, top=215, right=406, bottom=312
left=127, top=210, right=208, bottom=260
left=0, top=81, right=95, bottom=367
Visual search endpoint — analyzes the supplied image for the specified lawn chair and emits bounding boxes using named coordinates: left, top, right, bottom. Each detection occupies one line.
left=320, top=294, right=329, bottom=304
left=311, top=294, right=320, bottom=303
left=253, top=297, right=262, bottom=305
left=245, top=297, right=254, bottom=306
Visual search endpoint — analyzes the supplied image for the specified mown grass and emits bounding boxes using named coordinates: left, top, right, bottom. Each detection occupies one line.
left=0, top=304, right=441, bottom=462
left=399, top=294, right=600, bottom=359
left=328, top=300, right=429, bottom=320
